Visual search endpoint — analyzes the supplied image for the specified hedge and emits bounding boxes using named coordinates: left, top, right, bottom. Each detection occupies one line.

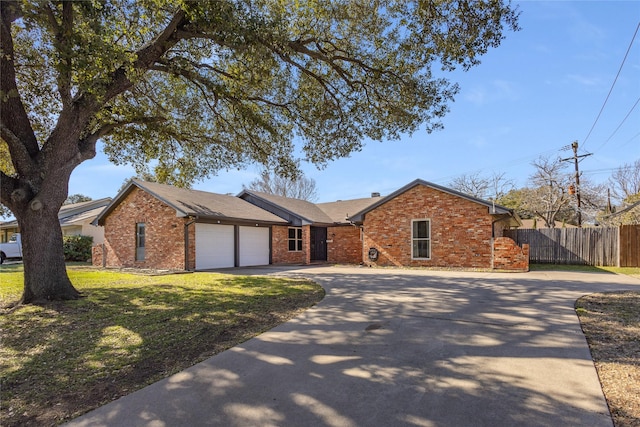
left=63, top=235, right=94, bottom=262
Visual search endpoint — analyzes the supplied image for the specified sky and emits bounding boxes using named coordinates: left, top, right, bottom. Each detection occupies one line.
left=68, top=0, right=640, bottom=205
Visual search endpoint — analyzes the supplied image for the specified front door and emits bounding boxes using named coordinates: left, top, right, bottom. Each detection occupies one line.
left=310, top=227, right=327, bottom=261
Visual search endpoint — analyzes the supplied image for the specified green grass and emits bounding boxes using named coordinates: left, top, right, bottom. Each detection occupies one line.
left=530, top=263, right=640, bottom=278
left=0, top=265, right=324, bottom=426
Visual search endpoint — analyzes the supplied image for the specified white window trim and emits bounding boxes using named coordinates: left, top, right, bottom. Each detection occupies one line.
left=288, top=227, right=303, bottom=252
left=411, top=219, right=431, bottom=260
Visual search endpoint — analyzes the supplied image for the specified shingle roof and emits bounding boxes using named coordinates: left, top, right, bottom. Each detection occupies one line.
left=59, top=205, right=112, bottom=226
left=1, top=198, right=111, bottom=230
left=96, top=179, right=287, bottom=225
left=316, top=197, right=382, bottom=224
left=238, top=190, right=335, bottom=225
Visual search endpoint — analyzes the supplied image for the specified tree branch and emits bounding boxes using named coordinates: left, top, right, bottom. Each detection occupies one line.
left=0, top=169, right=19, bottom=211
left=43, top=2, right=74, bottom=107
left=101, top=9, right=189, bottom=104
left=90, top=116, right=167, bottom=142
left=0, top=1, right=40, bottom=167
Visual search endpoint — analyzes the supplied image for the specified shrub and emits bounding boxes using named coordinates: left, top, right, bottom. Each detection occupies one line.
left=63, top=235, right=94, bottom=261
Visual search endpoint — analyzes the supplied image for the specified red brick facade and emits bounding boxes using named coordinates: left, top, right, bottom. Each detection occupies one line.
left=95, top=181, right=527, bottom=271
left=493, top=237, right=529, bottom=271
left=95, top=187, right=189, bottom=270
left=271, top=225, right=307, bottom=264
left=327, top=225, right=361, bottom=264
left=362, top=185, right=500, bottom=269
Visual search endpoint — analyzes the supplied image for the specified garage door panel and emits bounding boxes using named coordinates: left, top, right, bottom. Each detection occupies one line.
left=239, top=226, right=270, bottom=267
left=195, top=224, right=235, bottom=269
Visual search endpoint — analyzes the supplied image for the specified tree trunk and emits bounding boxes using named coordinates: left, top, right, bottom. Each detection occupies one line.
left=19, top=205, right=80, bottom=303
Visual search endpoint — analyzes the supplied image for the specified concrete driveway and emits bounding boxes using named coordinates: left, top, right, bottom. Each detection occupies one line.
left=66, top=266, right=640, bottom=427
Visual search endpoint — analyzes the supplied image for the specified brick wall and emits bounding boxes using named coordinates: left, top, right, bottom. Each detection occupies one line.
left=362, top=185, right=494, bottom=268
left=493, top=237, right=529, bottom=271
left=271, top=225, right=306, bottom=264
left=96, top=187, right=186, bottom=270
left=327, top=225, right=362, bottom=264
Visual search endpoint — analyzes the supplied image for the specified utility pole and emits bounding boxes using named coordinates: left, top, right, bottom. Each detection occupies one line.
left=560, top=141, right=592, bottom=227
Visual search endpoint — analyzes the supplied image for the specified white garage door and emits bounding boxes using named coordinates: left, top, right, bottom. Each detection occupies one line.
left=239, top=226, right=270, bottom=267
left=195, top=224, right=235, bottom=269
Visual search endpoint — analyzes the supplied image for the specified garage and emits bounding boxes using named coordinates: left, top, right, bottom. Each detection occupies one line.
left=195, top=224, right=235, bottom=269
left=239, top=226, right=270, bottom=267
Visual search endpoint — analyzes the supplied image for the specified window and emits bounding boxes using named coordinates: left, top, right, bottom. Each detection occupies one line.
left=288, top=227, right=302, bottom=251
left=412, top=219, right=430, bottom=259
left=135, top=223, right=145, bottom=261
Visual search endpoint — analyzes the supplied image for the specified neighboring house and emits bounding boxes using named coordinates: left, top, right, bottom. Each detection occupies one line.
left=93, top=179, right=288, bottom=270
left=0, top=198, right=111, bottom=244
left=94, top=178, right=528, bottom=271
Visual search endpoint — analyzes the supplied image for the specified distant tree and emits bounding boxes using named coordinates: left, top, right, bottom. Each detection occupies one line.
left=1, top=1, right=519, bottom=302
left=449, top=171, right=514, bottom=200
left=496, top=188, right=533, bottom=219
left=511, top=156, right=608, bottom=227
left=609, top=159, right=640, bottom=203
left=245, top=169, right=318, bottom=202
left=117, top=170, right=179, bottom=194
left=64, top=194, right=92, bottom=205
left=519, top=157, right=573, bottom=228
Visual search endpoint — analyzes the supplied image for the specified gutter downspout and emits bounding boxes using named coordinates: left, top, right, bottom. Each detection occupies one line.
left=184, top=216, right=198, bottom=271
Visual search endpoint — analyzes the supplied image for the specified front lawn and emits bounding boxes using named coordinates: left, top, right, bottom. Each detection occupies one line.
left=0, top=265, right=324, bottom=426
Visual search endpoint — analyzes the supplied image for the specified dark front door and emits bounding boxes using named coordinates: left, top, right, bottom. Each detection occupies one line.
left=310, top=227, right=328, bottom=261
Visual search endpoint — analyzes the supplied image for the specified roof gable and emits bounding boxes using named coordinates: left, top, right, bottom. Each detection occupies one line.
left=238, top=190, right=335, bottom=225
left=96, top=179, right=287, bottom=225
left=348, top=179, right=516, bottom=222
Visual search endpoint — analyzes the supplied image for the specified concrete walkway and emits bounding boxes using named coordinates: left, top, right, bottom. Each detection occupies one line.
left=66, top=266, right=640, bottom=427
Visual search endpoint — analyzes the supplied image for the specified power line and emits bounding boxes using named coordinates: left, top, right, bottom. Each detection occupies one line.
left=582, top=21, right=640, bottom=148
left=592, top=97, right=640, bottom=153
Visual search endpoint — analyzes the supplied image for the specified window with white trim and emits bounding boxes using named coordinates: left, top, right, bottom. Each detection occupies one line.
left=412, top=219, right=431, bottom=259
left=288, top=227, right=303, bottom=251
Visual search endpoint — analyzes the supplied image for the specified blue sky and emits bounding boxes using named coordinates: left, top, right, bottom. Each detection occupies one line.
left=69, top=0, right=640, bottom=204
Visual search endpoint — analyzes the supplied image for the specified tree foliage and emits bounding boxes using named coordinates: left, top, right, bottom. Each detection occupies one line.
left=0, top=0, right=520, bottom=302
left=245, top=169, right=318, bottom=201
left=64, top=194, right=92, bottom=205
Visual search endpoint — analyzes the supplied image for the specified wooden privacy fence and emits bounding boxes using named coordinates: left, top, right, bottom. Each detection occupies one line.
left=620, top=225, right=640, bottom=267
left=504, top=226, right=638, bottom=266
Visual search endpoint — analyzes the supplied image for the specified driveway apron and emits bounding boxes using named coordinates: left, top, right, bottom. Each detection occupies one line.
left=66, top=267, right=640, bottom=427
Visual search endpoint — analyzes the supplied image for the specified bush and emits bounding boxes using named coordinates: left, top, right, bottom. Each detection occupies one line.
left=63, top=235, right=94, bottom=261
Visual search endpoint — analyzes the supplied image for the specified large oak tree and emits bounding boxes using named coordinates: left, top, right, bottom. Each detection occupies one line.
left=1, top=0, right=519, bottom=303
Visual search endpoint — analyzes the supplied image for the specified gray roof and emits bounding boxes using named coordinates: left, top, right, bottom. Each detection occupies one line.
left=59, top=205, right=111, bottom=226
left=238, top=190, right=384, bottom=226
left=96, top=179, right=287, bottom=225
left=316, top=197, right=382, bottom=224
left=1, top=197, right=111, bottom=230
left=238, top=190, right=335, bottom=225
left=348, top=179, right=518, bottom=223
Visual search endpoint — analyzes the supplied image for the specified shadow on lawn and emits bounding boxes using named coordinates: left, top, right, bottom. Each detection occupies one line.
left=65, top=267, right=640, bottom=427
left=0, top=273, right=323, bottom=427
